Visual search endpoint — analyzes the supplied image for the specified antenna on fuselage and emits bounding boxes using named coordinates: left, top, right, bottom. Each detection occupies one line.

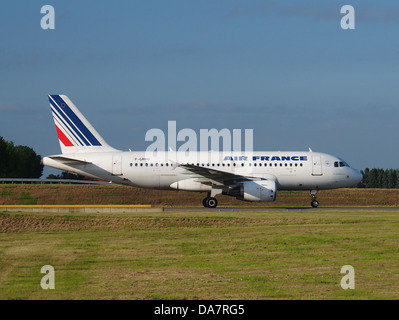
left=308, top=147, right=313, bottom=152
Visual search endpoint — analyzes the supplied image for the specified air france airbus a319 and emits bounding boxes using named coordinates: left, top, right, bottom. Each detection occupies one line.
left=43, top=95, right=363, bottom=208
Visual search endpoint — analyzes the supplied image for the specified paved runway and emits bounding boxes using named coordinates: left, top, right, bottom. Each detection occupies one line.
left=1, top=205, right=398, bottom=213
left=0, top=205, right=162, bottom=213
left=164, top=206, right=399, bottom=212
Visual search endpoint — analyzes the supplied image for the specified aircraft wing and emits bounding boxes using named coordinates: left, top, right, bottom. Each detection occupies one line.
left=179, top=163, right=276, bottom=187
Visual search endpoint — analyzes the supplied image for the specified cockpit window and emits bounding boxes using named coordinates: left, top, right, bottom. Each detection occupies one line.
left=335, top=161, right=350, bottom=168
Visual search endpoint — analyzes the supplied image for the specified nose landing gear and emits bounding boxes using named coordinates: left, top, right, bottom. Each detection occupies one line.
left=310, top=190, right=319, bottom=208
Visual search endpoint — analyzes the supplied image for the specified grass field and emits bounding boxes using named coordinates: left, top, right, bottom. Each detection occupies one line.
left=1, top=208, right=398, bottom=299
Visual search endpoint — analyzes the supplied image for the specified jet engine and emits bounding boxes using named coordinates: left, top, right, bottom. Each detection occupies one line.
left=236, top=180, right=277, bottom=202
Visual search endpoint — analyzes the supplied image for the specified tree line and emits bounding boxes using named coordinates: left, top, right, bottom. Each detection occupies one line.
left=0, top=137, right=43, bottom=178
left=46, top=171, right=85, bottom=180
left=355, top=168, right=399, bottom=189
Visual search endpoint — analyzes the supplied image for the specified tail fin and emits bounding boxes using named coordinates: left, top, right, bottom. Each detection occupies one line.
left=48, top=95, right=118, bottom=154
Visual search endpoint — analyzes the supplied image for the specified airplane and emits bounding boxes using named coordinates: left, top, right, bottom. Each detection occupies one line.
left=42, top=95, right=363, bottom=208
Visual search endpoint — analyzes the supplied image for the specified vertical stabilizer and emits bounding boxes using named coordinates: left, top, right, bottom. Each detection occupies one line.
left=48, top=94, right=118, bottom=154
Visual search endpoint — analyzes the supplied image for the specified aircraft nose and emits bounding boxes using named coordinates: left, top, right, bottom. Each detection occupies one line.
left=353, top=169, right=363, bottom=184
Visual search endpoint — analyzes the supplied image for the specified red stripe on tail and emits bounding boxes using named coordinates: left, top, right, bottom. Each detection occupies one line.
left=55, top=125, right=74, bottom=147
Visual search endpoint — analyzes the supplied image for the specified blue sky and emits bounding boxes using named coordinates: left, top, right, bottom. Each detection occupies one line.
left=1, top=0, right=399, bottom=177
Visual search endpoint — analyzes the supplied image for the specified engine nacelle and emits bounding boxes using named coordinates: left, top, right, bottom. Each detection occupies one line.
left=237, top=180, right=277, bottom=202
left=170, top=178, right=212, bottom=192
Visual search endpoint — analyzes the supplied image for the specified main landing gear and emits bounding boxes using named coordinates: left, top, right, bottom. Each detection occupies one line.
left=202, top=189, right=222, bottom=208
left=310, top=190, right=319, bottom=208
left=203, top=196, right=218, bottom=208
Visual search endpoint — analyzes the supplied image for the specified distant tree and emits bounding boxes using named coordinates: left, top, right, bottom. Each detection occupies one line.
left=355, top=167, right=399, bottom=189
left=60, top=171, right=85, bottom=180
left=0, top=137, right=43, bottom=178
left=384, top=169, right=396, bottom=189
left=368, top=169, right=380, bottom=188
left=0, top=137, right=9, bottom=177
left=46, top=171, right=85, bottom=180
left=12, top=145, right=43, bottom=178
left=360, top=168, right=368, bottom=188
left=46, top=173, right=60, bottom=179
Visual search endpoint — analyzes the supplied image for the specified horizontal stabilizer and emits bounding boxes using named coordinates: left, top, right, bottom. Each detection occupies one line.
left=46, top=156, right=92, bottom=165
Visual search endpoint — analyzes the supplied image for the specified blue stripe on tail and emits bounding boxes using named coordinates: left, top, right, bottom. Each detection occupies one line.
left=49, top=95, right=102, bottom=146
left=49, top=97, right=90, bottom=146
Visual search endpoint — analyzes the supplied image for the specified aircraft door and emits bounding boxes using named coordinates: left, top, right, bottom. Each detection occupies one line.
left=312, top=155, right=323, bottom=176
left=112, top=155, right=123, bottom=175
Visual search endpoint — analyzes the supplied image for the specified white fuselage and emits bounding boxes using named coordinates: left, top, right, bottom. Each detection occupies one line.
left=43, top=94, right=364, bottom=207
left=43, top=151, right=363, bottom=192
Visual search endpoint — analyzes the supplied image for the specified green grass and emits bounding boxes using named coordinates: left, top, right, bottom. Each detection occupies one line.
left=18, top=192, right=38, bottom=205
left=0, top=209, right=398, bottom=299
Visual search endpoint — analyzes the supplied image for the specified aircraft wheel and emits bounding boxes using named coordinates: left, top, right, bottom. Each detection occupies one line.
left=203, top=197, right=209, bottom=207
left=206, top=197, right=218, bottom=208
left=311, top=200, right=319, bottom=208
